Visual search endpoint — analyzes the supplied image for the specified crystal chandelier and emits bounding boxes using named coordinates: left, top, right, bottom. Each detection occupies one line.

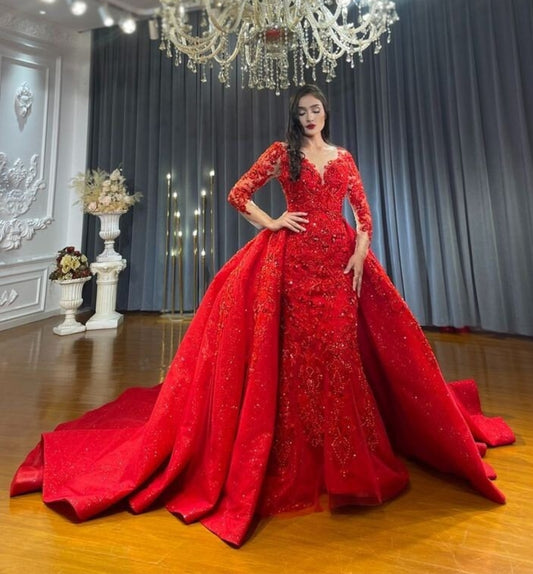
left=159, top=0, right=399, bottom=94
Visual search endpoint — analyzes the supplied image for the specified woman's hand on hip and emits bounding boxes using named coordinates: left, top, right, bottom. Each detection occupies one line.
left=268, top=211, right=308, bottom=233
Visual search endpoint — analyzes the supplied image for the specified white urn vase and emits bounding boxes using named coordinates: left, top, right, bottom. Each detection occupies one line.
left=94, top=211, right=126, bottom=262
left=53, top=276, right=91, bottom=336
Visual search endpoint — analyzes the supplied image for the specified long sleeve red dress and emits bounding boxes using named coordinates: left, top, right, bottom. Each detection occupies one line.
left=10, top=142, right=514, bottom=546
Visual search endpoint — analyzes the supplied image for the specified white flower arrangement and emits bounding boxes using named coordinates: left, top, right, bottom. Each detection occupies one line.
left=71, top=168, right=142, bottom=214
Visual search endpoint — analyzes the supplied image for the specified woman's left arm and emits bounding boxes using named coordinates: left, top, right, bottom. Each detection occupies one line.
left=343, top=153, right=372, bottom=296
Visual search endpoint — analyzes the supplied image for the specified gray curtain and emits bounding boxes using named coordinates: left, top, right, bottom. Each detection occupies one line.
left=84, top=0, right=533, bottom=336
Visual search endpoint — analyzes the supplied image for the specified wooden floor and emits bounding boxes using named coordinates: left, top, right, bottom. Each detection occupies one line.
left=1, top=313, right=532, bottom=574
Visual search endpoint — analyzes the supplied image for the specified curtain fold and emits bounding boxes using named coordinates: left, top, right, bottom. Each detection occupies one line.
left=84, top=0, right=533, bottom=336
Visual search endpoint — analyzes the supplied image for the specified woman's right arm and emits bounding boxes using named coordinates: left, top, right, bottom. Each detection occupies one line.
left=228, top=142, right=308, bottom=233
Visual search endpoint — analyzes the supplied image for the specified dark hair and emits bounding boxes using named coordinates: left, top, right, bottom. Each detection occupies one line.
left=286, top=84, right=330, bottom=181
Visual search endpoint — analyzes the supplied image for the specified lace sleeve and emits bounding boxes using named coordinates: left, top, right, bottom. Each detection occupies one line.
left=346, top=152, right=373, bottom=241
left=227, top=142, right=284, bottom=214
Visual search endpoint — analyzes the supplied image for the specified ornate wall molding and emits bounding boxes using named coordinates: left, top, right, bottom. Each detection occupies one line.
left=0, top=153, right=45, bottom=217
left=0, top=8, right=79, bottom=49
left=0, top=218, right=53, bottom=250
left=0, top=153, right=53, bottom=250
left=15, top=81, right=33, bottom=127
left=0, top=288, right=18, bottom=307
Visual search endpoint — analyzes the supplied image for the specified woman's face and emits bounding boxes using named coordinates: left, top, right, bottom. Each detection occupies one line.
left=297, top=94, right=326, bottom=137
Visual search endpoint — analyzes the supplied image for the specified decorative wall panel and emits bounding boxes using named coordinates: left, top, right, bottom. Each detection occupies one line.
left=0, top=153, right=52, bottom=249
left=0, top=9, right=91, bottom=330
left=0, top=41, right=60, bottom=251
left=0, top=262, right=49, bottom=323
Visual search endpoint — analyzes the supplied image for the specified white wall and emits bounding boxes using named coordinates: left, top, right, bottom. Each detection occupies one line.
left=0, top=7, right=91, bottom=330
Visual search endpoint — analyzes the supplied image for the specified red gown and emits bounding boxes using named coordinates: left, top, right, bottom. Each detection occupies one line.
left=11, top=142, right=514, bottom=546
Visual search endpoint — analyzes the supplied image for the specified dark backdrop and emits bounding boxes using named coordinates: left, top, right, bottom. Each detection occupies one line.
left=83, top=0, right=533, bottom=336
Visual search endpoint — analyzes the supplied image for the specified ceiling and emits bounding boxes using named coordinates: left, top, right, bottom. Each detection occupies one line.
left=0, top=0, right=160, bottom=32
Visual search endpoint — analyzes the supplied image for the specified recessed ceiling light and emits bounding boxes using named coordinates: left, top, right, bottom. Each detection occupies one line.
left=67, top=0, right=88, bottom=16
left=119, top=15, right=136, bottom=34
left=40, top=0, right=56, bottom=4
left=39, top=9, right=47, bottom=14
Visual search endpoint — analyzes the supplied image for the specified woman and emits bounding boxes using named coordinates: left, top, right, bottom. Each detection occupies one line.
left=11, top=85, right=513, bottom=547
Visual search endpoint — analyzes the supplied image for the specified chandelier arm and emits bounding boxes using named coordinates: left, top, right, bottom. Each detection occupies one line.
left=309, top=3, right=392, bottom=40
left=304, top=11, right=379, bottom=57
left=164, top=25, right=220, bottom=58
left=296, top=32, right=324, bottom=66
left=212, top=34, right=248, bottom=66
left=243, top=35, right=262, bottom=67
left=312, top=19, right=386, bottom=42
left=167, top=35, right=238, bottom=66
left=252, top=0, right=264, bottom=28
left=307, top=1, right=344, bottom=26
left=326, top=25, right=376, bottom=54
left=280, top=0, right=302, bottom=30
left=174, top=39, right=232, bottom=64
left=205, top=1, right=247, bottom=35
left=162, top=6, right=243, bottom=60
left=305, top=7, right=376, bottom=41
left=302, top=16, right=348, bottom=63
left=286, top=2, right=307, bottom=31
left=161, top=9, right=240, bottom=53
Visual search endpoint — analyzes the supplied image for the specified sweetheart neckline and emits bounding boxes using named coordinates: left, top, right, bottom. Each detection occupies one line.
left=301, top=150, right=343, bottom=183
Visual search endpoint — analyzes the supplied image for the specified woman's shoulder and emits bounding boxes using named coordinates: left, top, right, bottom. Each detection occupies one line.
left=260, top=141, right=288, bottom=159
left=335, top=145, right=353, bottom=157
left=273, top=141, right=288, bottom=153
left=251, top=142, right=287, bottom=174
left=335, top=146, right=358, bottom=166
left=269, top=140, right=288, bottom=149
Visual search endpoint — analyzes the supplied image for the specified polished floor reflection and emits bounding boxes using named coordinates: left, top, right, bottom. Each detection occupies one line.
left=1, top=314, right=532, bottom=574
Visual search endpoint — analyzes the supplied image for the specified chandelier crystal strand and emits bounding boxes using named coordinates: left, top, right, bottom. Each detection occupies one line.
left=159, top=0, right=398, bottom=93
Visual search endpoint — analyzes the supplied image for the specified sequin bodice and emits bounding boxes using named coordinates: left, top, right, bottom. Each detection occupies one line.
left=227, top=141, right=373, bottom=239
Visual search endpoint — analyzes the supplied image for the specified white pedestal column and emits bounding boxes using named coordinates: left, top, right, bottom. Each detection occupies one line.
left=85, top=259, right=127, bottom=330
left=53, top=277, right=91, bottom=336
